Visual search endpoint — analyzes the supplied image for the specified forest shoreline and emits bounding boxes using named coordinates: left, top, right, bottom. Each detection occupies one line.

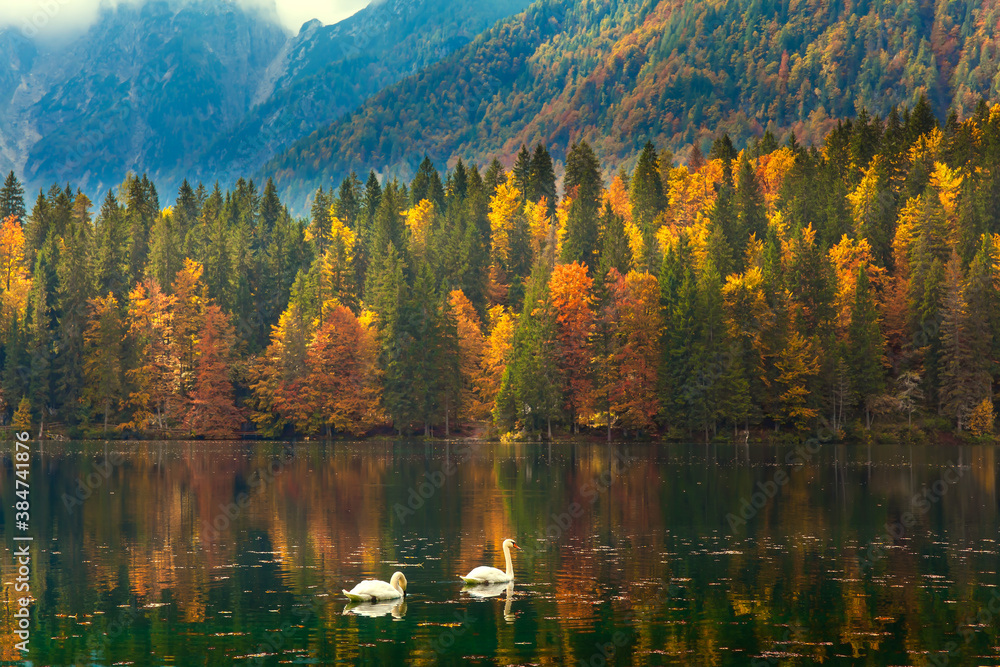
left=9, top=419, right=996, bottom=445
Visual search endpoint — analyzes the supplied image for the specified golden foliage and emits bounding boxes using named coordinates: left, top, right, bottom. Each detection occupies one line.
left=555, top=190, right=572, bottom=259
left=449, top=289, right=487, bottom=423
left=603, top=174, right=633, bottom=225
left=723, top=266, right=772, bottom=345
left=609, top=271, right=661, bottom=431
left=755, top=147, right=796, bottom=212
left=121, top=279, right=178, bottom=433
left=828, top=235, right=886, bottom=336
left=666, top=160, right=722, bottom=229
left=525, top=198, right=554, bottom=262
left=404, top=199, right=435, bottom=257
left=0, top=215, right=30, bottom=326
left=930, top=161, right=964, bottom=223
left=549, top=262, right=595, bottom=425
left=968, top=398, right=995, bottom=438
left=847, top=155, right=884, bottom=239
left=489, top=173, right=521, bottom=266
left=320, top=215, right=358, bottom=313
left=476, top=305, right=514, bottom=420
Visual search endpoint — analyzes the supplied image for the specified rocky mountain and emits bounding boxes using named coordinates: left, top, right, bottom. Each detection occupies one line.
left=202, top=0, right=531, bottom=183
left=265, top=0, right=1000, bottom=205
left=0, top=0, right=530, bottom=199
left=1, top=0, right=288, bottom=196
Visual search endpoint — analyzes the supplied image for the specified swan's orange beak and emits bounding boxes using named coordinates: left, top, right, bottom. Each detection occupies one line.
left=511, top=542, right=521, bottom=550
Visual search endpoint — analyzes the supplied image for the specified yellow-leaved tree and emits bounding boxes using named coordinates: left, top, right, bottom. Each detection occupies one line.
left=320, top=215, right=358, bottom=314
left=475, top=305, right=514, bottom=420
left=828, top=235, right=886, bottom=337
left=488, top=173, right=521, bottom=269
left=404, top=198, right=436, bottom=260
left=121, top=279, right=177, bottom=434
left=525, top=198, right=554, bottom=265
left=171, top=259, right=207, bottom=396
left=449, top=289, right=486, bottom=426
left=0, top=215, right=31, bottom=328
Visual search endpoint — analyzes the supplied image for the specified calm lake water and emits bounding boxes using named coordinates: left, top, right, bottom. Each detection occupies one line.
left=1, top=440, right=999, bottom=666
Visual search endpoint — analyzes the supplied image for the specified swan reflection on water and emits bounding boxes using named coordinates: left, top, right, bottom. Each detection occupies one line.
left=342, top=598, right=408, bottom=619
left=462, top=581, right=515, bottom=622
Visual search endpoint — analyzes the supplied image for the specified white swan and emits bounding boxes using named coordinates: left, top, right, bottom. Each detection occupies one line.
left=342, top=572, right=407, bottom=602
left=460, top=538, right=520, bottom=584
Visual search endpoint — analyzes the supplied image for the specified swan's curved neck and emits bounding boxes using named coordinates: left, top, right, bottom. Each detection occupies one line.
left=503, top=542, right=513, bottom=579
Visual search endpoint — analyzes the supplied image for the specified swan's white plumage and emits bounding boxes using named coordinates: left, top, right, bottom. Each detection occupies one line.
left=461, top=565, right=509, bottom=584
left=461, top=539, right=520, bottom=585
left=342, top=571, right=406, bottom=602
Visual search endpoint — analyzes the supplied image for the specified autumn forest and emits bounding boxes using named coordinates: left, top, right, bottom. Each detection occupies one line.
left=1, top=97, right=999, bottom=442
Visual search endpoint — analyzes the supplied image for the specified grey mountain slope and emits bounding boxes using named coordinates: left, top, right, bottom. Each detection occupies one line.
left=0, top=0, right=530, bottom=202
left=199, top=0, right=531, bottom=184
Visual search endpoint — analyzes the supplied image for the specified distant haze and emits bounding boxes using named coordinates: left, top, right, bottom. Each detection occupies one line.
left=0, top=0, right=371, bottom=39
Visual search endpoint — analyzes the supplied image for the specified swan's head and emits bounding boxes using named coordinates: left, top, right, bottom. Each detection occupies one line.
left=390, top=571, right=407, bottom=595
left=503, top=538, right=521, bottom=552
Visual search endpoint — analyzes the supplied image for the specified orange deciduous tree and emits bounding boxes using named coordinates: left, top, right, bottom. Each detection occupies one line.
left=449, top=289, right=486, bottom=426
left=172, top=258, right=207, bottom=395
left=300, top=304, right=382, bottom=436
left=248, top=300, right=310, bottom=437
left=186, top=304, right=240, bottom=439
left=121, top=279, right=177, bottom=433
left=549, top=261, right=595, bottom=431
left=609, top=271, right=662, bottom=432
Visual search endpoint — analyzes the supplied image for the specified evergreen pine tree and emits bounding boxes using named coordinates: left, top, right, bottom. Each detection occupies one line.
left=174, top=180, right=199, bottom=253
left=23, top=191, right=49, bottom=268
left=0, top=172, right=26, bottom=222
left=495, top=261, right=560, bottom=436
left=483, top=159, right=506, bottom=198
left=846, top=266, right=885, bottom=428
left=937, top=254, right=970, bottom=429
left=709, top=134, right=737, bottom=163
left=513, top=145, right=532, bottom=201
left=528, top=144, right=557, bottom=218
left=561, top=141, right=602, bottom=269
left=148, top=209, right=181, bottom=291
left=54, top=215, right=93, bottom=420
left=410, top=157, right=445, bottom=210
left=735, top=153, right=767, bottom=244
left=907, top=94, right=938, bottom=141
left=631, top=142, right=667, bottom=271
left=710, top=161, right=738, bottom=272
left=310, top=187, right=332, bottom=253
left=93, top=191, right=129, bottom=300
left=363, top=171, right=382, bottom=223
left=630, top=142, right=666, bottom=226
left=260, top=178, right=283, bottom=236
left=597, top=202, right=632, bottom=279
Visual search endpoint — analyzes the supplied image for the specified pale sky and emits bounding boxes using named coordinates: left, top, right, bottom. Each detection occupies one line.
left=0, top=0, right=372, bottom=39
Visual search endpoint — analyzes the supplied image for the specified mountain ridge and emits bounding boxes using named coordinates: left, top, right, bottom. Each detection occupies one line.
left=0, top=0, right=531, bottom=199
left=264, top=0, right=1000, bottom=207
